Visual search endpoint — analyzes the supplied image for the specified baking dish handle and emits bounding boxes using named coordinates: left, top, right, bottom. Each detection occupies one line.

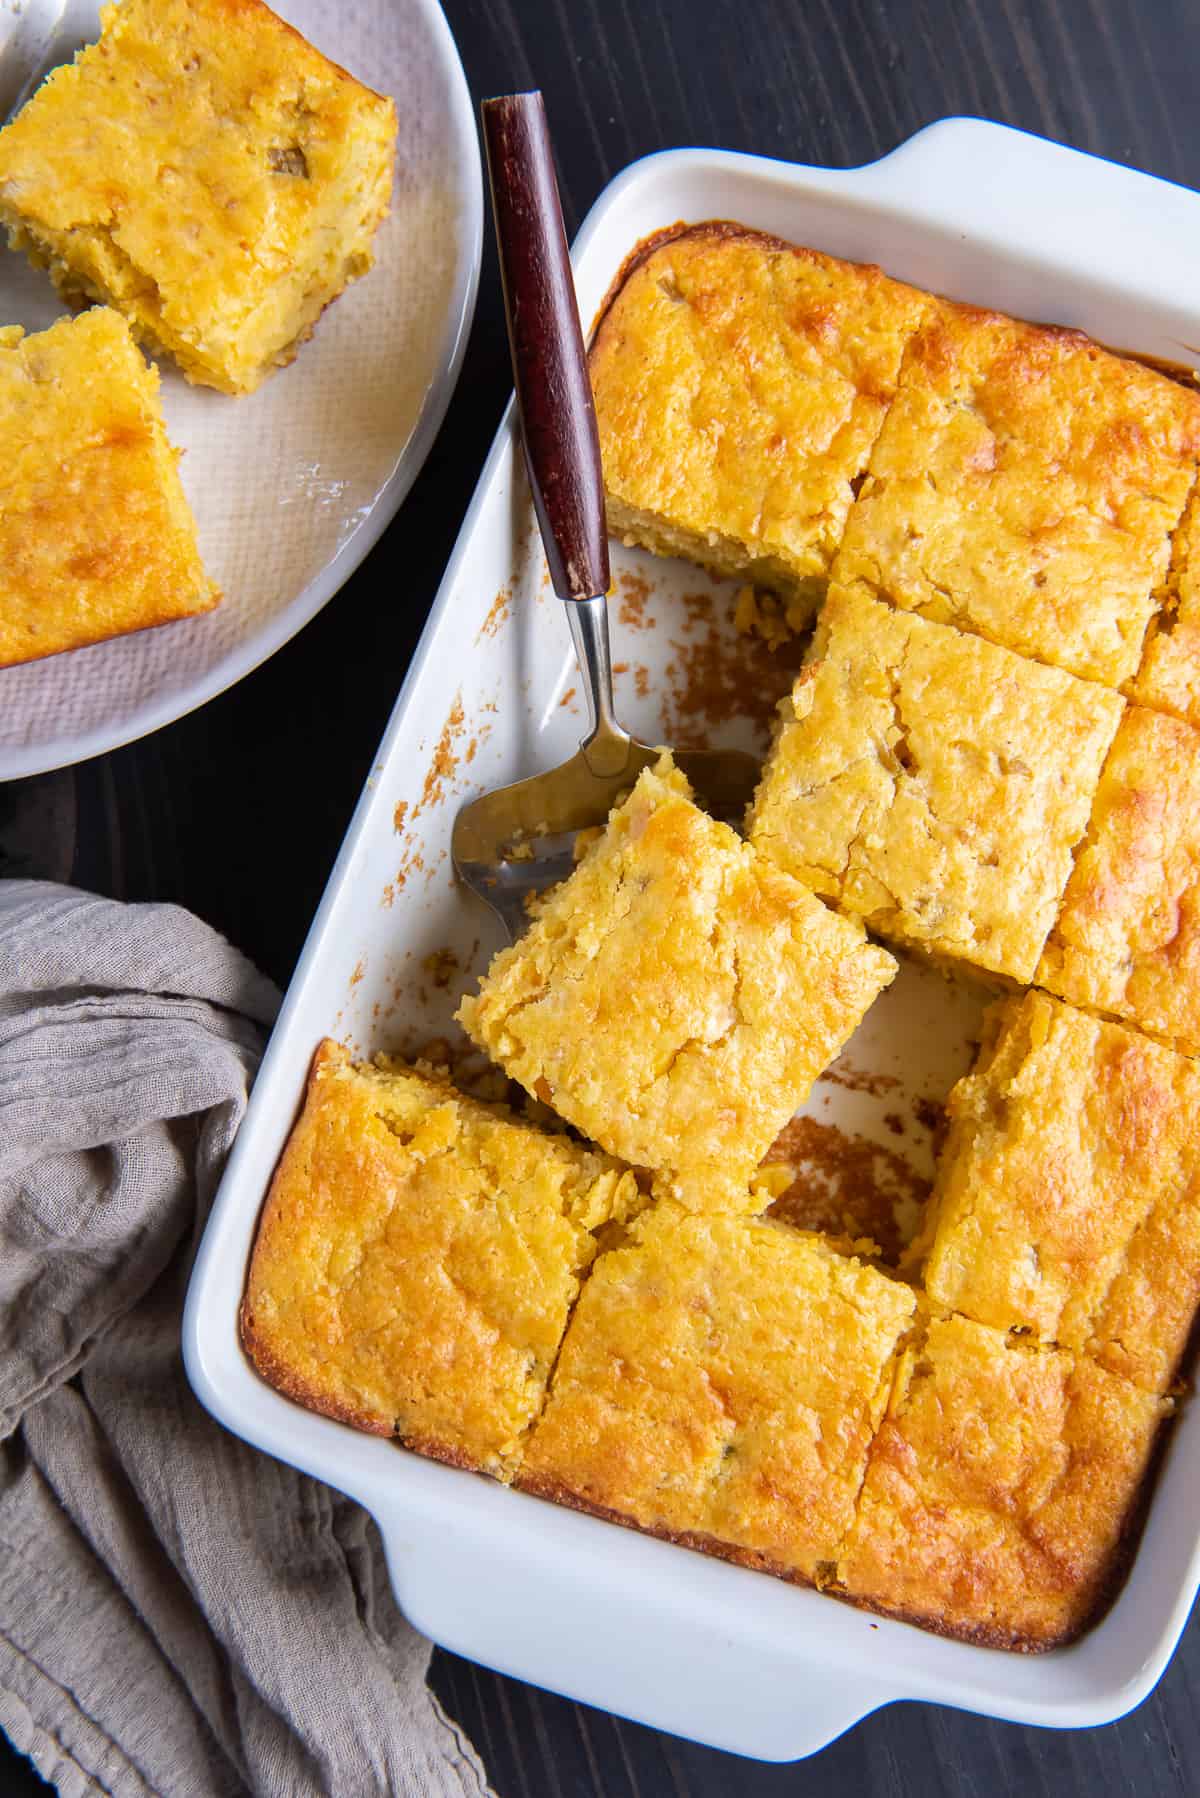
left=377, top=1503, right=903, bottom=1761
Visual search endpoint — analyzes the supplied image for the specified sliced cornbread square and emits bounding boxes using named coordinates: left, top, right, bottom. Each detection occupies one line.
left=457, top=757, right=896, bottom=1209
left=520, top=1205, right=917, bottom=1583
left=590, top=224, right=932, bottom=627
left=747, top=585, right=1124, bottom=983
left=0, top=307, right=216, bottom=667
left=834, top=304, right=1200, bottom=688
left=0, top=0, right=396, bottom=394
left=838, top=1313, right=1168, bottom=1648
left=1133, top=486, right=1200, bottom=726
left=240, top=1040, right=641, bottom=1478
left=1037, top=705, right=1200, bottom=1056
left=916, top=992, right=1200, bottom=1392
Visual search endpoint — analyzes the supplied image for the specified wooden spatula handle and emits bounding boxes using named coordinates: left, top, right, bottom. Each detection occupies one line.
left=482, top=92, right=611, bottom=604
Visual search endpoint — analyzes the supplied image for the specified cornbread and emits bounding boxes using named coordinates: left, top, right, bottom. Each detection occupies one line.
left=834, top=305, right=1200, bottom=687
left=916, top=992, right=1200, bottom=1393
left=240, top=1041, right=641, bottom=1477
left=457, top=757, right=897, bottom=1208
left=590, top=224, right=931, bottom=627
left=1133, top=486, right=1200, bottom=726
left=520, top=1205, right=916, bottom=1584
left=839, top=1314, right=1168, bottom=1649
left=0, top=307, right=216, bottom=667
left=0, top=0, right=397, bottom=394
left=747, top=585, right=1124, bottom=983
left=1037, top=706, right=1200, bottom=1056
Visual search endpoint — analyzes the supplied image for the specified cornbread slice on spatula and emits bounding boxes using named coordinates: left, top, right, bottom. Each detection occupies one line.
left=240, top=1041, right=642, bottom=1478
left=0, top=307, right=217, bottom=667
left=458, top=754, right=896, bottom=1212
left=0, top=0, right=397, bottom=394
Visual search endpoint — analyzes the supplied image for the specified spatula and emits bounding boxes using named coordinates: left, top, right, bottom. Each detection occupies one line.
left=452, top=91, right=760, bottom=941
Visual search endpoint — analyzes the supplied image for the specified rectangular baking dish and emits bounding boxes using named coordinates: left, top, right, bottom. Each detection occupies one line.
left=184, top=119, right=1200, bottom=1761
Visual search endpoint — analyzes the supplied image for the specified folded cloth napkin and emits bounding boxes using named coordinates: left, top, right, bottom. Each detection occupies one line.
left=0, top=881, right=492, bottom=1798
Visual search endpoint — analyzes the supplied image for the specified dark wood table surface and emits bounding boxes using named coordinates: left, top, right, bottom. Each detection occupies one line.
left=5, top=0, right=1200, bottom=1791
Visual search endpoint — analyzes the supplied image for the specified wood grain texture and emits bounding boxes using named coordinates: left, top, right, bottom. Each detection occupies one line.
left=483, top=92, right=610, bottom=601
left=4, top=0, right=1200, bottom=1793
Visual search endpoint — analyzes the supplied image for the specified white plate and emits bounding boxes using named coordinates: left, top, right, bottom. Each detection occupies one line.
left=185, top=122, right=1200, bottom=1762
left=0, top=0, right=482, bottom=780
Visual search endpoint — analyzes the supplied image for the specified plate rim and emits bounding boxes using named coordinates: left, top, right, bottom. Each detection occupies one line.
left=0, top=0, right=484, bottom=783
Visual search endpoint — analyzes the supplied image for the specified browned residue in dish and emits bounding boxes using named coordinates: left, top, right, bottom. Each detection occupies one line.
left=393, top=799, right=408, bottom=834
left=659, top=589, right=805, bottom=750
left=883, top=1111, right=905, bottom=1137
left=764, top=1115, right=931, bottom=1267
left=349, top=959, right=366, bottom=989
left=415, top=694, right=467, bottom=819
left=559, top=687, right=577, bottom=708
left=913, top=1095, right=945, bottom=1133
left=477, top=588, right=511, bottom=641
left=422, top=948, right=459, bottom=989
left=616, top=569, right=656, bottom=629
left=820, top=1054, right=902, bottom=1099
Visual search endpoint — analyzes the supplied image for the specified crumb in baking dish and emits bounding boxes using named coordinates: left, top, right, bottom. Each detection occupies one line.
left=0, top=307, right=217, bottom=667
left=913, top=991, right=1200, bottom=1393
left=837, top=1312, right=1169, bottom=1650
left=0, top=0, right=397, bottom=394
left=1036, top=704, right=1200, bottom=1057
left=239, top=1041, right=642, bottom=1478
left=1133, top=484, right=1200, bottom=726
left=519, top=1204, right=916, bottom=1584
left=590, top=224, right=932, bottom=630
left=456, top=755, right=897, bottom=1209
left=825, top=303, right=1200, bottom=688
left=746, top=584, right=1124, bottom=984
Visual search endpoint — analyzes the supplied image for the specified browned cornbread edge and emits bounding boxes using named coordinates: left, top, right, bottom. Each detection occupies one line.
left=519, top=1393, right=1172, bottom=1655
left=588, top=219, right=807, bottom=341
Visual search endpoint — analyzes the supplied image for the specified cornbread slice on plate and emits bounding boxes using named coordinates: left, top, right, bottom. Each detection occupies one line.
left=834, top=303, right=1200, bottom=688
left=0, top=307, right=216, bottom=668
left=747, top=585, right=1124, bottom=984
left=838, top=1313, right=1168, bottom=1649
left=520, top=1205, right=916, bottom=1585
left=590, top=224, right=931, bottom=628
left=1037, top=704, right=1200, bottom=1057
left=457, top=756, right=897, bottom=1210
left=915, top=992, right=1200, bottom=1393
left=0, top=0, right=397, bottom=395
left=1133, top=487, right=1200, bottom=726
left=240, top=1041, right=641, bottom=1479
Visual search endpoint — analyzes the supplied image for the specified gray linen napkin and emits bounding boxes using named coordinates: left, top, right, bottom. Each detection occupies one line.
left=0, top=879, right=493, bottom=1798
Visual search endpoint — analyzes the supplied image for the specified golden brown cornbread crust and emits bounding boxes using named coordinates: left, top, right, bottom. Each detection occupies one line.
left=244, top=1026, right=1183, bottom=1650
left=518, top=1207, right=916, bottom=1585
left=592, top=221, right=1200, bottom=701
left=240, top=1040, right=641, bottom=1477
left=835, top=301, right=1200, bottom=688
left=1037, top=705, right=1200, bottom=1057
left=0, top=0, right=397, bottom=394
left=457, top=756, right=896, bottom=1208
left=590, top=225, right=931, bottom=625
left=746, top=585, right=1124, bottom=983
left=0, top=307, right=217, bottom=667
left=914, top=991, right=1200, bottom=1393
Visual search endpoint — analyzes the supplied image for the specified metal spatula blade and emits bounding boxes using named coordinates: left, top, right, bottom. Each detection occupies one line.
left=452, top=91, right=759, bottom=941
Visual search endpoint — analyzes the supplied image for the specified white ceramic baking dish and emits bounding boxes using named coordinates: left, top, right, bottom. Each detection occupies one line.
left=184, top=119, right=1200, bottom=1761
